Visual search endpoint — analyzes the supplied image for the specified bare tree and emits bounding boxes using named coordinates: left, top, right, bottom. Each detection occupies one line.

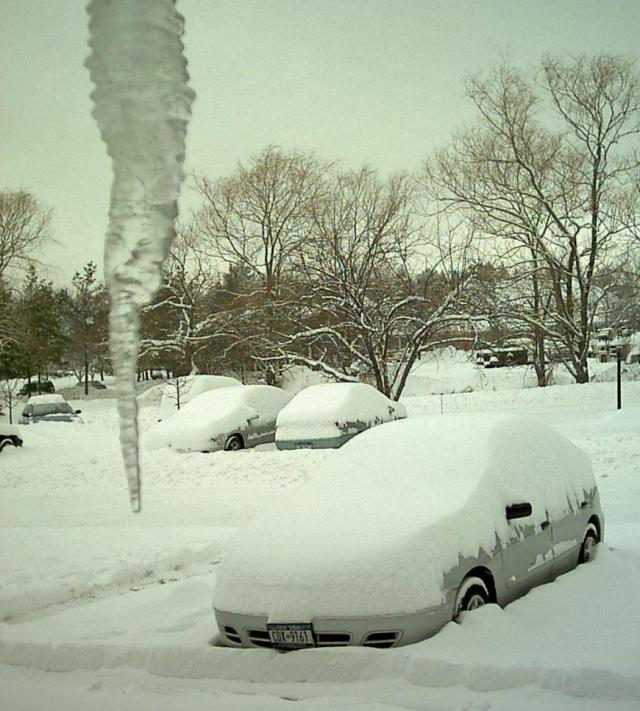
left=264, top=168, right=479, bottom=399
left=139, top=225, right=247, bottom=374
left=192, top=146, right=325, bottom=381
left=429, top=55, right=640, bottom=383
left=193, top=145, right=323, bottom=298
left=0, top=191, right=52, bottom=280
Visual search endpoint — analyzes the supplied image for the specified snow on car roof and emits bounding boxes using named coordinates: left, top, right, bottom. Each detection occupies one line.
left=158, top=375, right=242, bottom=418
left=277, top=382, right=404, bottom=425
left=215, top=414, right=596, bottom=620
left=178, top=384, right=289, bottom=416
left=26, top=394, right=66, bottom=405
left=1, top=424, right=21, bottom=436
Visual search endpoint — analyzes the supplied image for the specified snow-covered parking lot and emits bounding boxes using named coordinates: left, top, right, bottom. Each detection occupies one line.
left=1, top=369, right=640, bottom=710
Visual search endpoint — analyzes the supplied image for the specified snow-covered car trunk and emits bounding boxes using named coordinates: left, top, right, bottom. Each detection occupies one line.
left=215, top=414, right=601, bottom=647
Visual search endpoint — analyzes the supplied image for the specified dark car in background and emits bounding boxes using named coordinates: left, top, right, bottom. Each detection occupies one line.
left=18, top=380, right=55, bottom=397
left=475, top=348, right=529, bottom=368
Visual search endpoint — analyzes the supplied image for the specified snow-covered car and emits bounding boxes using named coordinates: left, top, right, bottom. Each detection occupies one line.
left=157, top=374, right=242, bottom=420
left=0, top=425, right=23, bottom=451
left=19, top=394, right=82, bottom=425
left=146, top=384, right=293, bottom=453
left=214, top=414, right=603, bottom=649
left=275, top=382, right=407, bottom=450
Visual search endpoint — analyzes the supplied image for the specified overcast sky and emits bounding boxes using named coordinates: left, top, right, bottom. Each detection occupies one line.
left=3, top=0, right=640, bottom=284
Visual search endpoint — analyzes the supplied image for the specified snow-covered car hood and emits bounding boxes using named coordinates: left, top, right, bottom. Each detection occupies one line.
left=215, top=414, right=596, bottom=620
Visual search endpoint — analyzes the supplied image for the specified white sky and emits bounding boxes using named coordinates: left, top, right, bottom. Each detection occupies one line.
left=3, top=0, right=640, bottom=283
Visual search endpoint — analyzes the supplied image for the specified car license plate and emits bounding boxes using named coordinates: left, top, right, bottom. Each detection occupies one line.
left=295, top=441, right=313, bottom=449
left=266, top=623, right=314, bottom=648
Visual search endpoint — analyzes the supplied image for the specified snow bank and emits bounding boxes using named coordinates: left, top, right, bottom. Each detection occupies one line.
left=158, top=375, right=242, bottom=420
left=279, top=365, right=332, bottom=393
left=216, top=415, right=595, bottom=619
left=276, top=383, right=406, bottom=441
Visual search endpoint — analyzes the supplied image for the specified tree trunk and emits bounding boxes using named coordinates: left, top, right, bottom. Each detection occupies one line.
left=574, top=359, right=589, bottom=383
left=532, top=329, right=547, bottom=387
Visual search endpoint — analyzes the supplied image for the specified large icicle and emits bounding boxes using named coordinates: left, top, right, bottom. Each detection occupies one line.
left=86, top=0, right=194, bottom=512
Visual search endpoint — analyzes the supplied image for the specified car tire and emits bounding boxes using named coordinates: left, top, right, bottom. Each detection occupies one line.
left=224, top=435, right=244, bottom=452
left=454, top=576, right=490, bottom=620
left=579, top=524, right=599, bottom=564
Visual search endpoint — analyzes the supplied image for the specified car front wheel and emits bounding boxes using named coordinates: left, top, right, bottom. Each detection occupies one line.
left=224, top=435, right=244, bottom=452
left=454, top=576, right=490, bottom=620
left=579, top=524, right=599, bottom=564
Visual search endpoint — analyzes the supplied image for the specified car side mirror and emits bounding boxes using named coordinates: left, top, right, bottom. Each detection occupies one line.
left=75, top=410, right=82, bottom=414
left=506, top=502, right=532, bottom=521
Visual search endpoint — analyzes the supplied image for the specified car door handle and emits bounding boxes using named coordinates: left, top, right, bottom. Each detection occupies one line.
left=541, top=520, right=550, bottom=530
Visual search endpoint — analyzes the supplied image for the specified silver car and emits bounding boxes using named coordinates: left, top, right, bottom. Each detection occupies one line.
left=19, top=395, right=82, bottom=424
left=276, top=382, right=407, bottom=450
left=146, top=384, right=293, bottom=453
left=214, top=414, right=603, bottom=649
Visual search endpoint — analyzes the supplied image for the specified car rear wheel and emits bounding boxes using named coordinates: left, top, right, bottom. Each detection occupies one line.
left=224, top=435, right=244, bottom=452
left=454, top=576, right=490, bottom=620
left=579, top=524, right=599, bottom=564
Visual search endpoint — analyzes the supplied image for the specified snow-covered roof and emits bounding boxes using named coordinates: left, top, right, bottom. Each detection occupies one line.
left=215, top=414, right=596, bottom=619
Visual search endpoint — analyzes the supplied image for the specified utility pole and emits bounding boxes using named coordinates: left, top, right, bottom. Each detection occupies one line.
left=611, top=336, right=628, bottom=411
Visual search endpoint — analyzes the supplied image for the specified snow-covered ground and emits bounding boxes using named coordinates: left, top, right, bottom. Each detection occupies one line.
left=1, top=355, right=640, bottom=709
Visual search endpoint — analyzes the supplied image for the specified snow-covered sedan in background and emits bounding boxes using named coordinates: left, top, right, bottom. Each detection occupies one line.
left=19, top=394, right=82, bottom=425
left=214, top=414, right=602, bottom=649
left=275, top=382, right=407, bottom=450
left=146, top=384, right=293, bottom=453
left=157, top=374, right=242, bottom=420
left=0, top=425, right=23, bottom=452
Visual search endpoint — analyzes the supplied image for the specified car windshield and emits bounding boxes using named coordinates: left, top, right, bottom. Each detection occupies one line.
left=32, top=403, right=74, bottom=416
